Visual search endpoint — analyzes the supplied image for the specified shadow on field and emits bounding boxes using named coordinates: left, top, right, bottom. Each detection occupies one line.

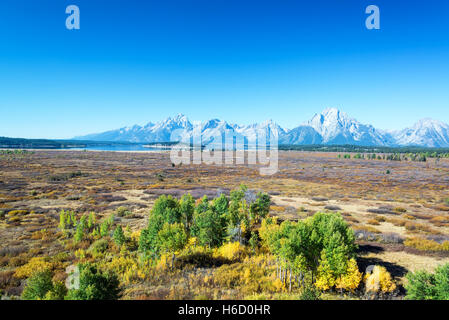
left=357, top=257, right=408, bottom=278
left=357, top=244, right=385, bottom=255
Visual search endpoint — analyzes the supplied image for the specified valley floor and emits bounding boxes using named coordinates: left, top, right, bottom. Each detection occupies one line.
left=1, top=150, right=449, bottom=299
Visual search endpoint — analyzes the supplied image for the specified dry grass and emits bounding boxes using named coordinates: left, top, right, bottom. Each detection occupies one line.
left=1, top=150, right=449, bottom=299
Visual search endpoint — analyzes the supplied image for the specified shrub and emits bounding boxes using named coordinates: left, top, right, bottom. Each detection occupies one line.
left=404, top=237, right=449, bottom=252
left=215, top=242, right=248, bottom=262
left=14, top=257, right=53, bottom=279
left=299, top=284, right=321, bottom=300
left=7, top=210, right=28, bottom=216
left=353, top=225, right=381, bottom=234
left=116, top=206, right=131, bottom=217
left=213, top=256, right=277, bottom=295
left=88, top=239, right=109, bottom=256
left=404, top=222, right=437, bottom=234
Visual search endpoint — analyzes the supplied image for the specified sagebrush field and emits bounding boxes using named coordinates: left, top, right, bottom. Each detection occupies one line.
left=1, top=150, right=449, bottom=300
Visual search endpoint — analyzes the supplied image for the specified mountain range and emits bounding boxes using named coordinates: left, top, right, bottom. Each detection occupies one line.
left=74, top=108, right=449, bottom=148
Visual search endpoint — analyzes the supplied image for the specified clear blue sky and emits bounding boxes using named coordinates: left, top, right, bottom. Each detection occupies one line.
left=0, top=0, right=448, bottom=139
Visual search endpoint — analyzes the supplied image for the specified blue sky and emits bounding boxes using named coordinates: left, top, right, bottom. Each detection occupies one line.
left=0, top=0, right=448, bottom=139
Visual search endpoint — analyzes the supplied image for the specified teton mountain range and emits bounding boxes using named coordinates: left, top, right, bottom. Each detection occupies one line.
left=74, top=108, right=449, bottom=148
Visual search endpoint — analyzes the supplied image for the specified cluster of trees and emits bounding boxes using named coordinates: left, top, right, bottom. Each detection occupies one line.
left=259, top=212, right=360, bottom=292
left=138, top=186, right=270, bottom=263
left=338, top=152, right=428, bottom=162
left=280, top=144, right=449, bottom=157
left=0, top=149, right=33, bottom=155
left=21, top=263, right=120, bottom=300
left=405, top=263, right=449, bottom=300
left=59, top=210, right=116, bottom=242
left=19, top=186, right=412, bottom=300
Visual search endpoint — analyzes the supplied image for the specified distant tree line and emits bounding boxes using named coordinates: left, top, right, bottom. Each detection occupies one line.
left=337, top=152, right=431, bottom=162
left=279, top=144, right=449, bottom=157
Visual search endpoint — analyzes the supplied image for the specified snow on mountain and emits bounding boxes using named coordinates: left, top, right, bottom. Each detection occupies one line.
left=279, top=125, right=322, bottom=145
left=392, top=118, right=449, bottom=147
left=74, top=109, right=449, bottom=148
left=192, top=119, right=240, bottom=148
left=74, top=114, right=193, bottom=143
left=304, top=108, right=389, bottom=146
left=234, top=120, right=286, bottom=143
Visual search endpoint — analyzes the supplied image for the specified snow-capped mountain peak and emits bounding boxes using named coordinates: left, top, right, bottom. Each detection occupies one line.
left=303, top=107, right=386, bottom=146
left=74, top=109, right=449, bottom=147
left=393, top=118, right=449, bottom=147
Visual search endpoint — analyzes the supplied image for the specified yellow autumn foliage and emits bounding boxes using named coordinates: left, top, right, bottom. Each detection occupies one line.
left=129, top=230, right=141, bottom=247
left=364, top=265, right=396, bottom=293
left=156, top=253, right=171, bottom=271
left=259, top=217, right=280, bottom=249
left=103, top=252, right=151, bottom=284
left=315, top=257, right=336, bottom=291
left=335, top=258, right=362, bottom=292
left=14, top=257, right=53, bottom=279
left=213, top=254, right=280, bottom=295
left=214, top=242, right=248, bottom=261
left=316, top=258, right=362, bottom=292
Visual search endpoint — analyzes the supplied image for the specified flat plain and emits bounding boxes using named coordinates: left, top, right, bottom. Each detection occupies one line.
left=1, top=150, right=449, bottom=298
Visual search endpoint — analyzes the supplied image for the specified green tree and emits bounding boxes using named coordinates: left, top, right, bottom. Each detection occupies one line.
left=196, top=195, right=210, bottom=214
left=192, top=209, right=226, bottom=248
left=249, top=192, right=271, bottom=224
left=179, top=193, right=195, bottom=229
left=100, top=215, right=114, bottom=237
left=21, top=270, right=54, bottom=300
left=212, top=193, right=229, bottom=217
left=157, top=222, right=188, bottom=269
left=74, top=216, right=87, bottom=243
left=157, top=222, right=188, bottom=253
left=248, top=231, right=259, bottom=253
left=113, top=226, right=126, bottom=246
left=44, top=282, right=67, bottom=300
left=139, top=212, right=165, bottom=253
left=261, top=212, right=357, bottom=287
left=405, top=263, right=449, bottom=300
left=59, top=210, right=66, bottom=230
left=87, top=212, right=96, bottom=229
left=152, top=195, right=181, bottom=224
left=434, top=263, right=449, bottom=299
left=65, top=263, right=120, bottom=300
left=227, top=185, right=247, bottom=227
left=405, top=270, right=437, bottom=300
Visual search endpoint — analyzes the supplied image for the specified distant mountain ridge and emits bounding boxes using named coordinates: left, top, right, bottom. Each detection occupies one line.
left=74, top=108, right=449, bottom=148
